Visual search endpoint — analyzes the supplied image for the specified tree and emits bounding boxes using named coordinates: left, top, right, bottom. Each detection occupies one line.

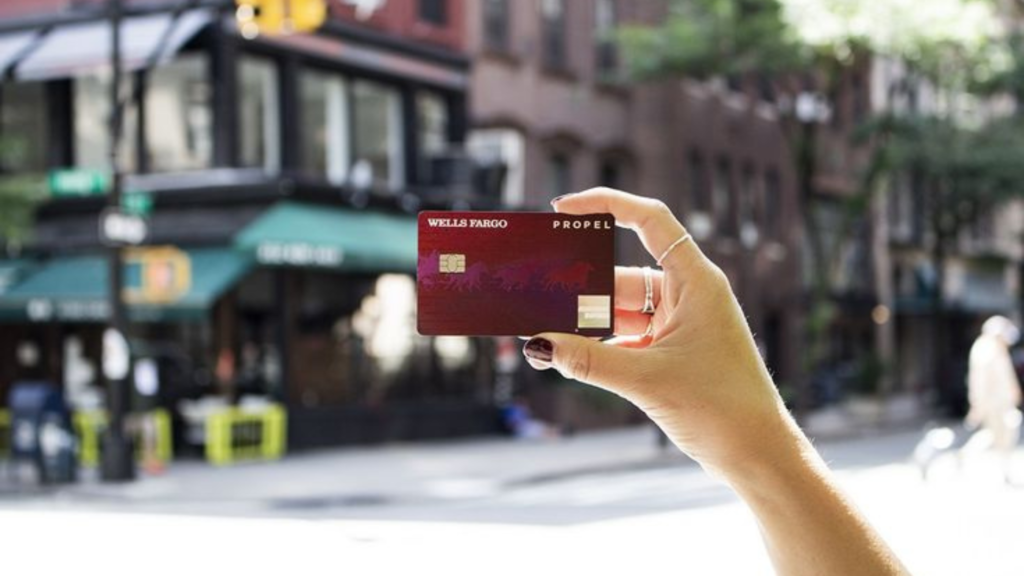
left=618, top=0, right=1009, bottom=417
left=0, top=138, right=46, bottom=255
left=855, top=110, right=1024, bottom=411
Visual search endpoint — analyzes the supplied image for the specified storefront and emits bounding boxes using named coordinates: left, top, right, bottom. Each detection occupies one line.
left=0, top=4, right=502, bottom=452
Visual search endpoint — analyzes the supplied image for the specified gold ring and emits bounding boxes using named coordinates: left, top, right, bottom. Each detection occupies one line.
left=641, top=266, right=655, bottom=314
left=657, top=233, right=693, bottom=267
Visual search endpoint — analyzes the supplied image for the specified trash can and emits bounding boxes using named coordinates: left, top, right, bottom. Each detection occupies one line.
left=8, top=382, right=77, bottom=484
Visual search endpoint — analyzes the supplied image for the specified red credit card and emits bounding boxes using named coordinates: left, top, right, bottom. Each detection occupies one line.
left=417, top=211, right=615, bottom=337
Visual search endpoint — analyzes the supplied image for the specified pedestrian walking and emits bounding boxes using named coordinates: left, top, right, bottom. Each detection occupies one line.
left=961, top=315, right=1022, bottom=483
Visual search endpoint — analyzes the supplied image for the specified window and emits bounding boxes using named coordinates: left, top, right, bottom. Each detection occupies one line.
left=594, top=0, right=618, bottom=78
left=352, top=80, right=404, bottom=190
left=852, top=72, right=867, bottom=125
left=239, top=56, right=280, bottom=172
left=417, top=91, right=449, bottom=158
left=541, top=0, right=567, bottom=70
left=146, top=54, right=212, bottom=172
left=75, top=73, right=138, bottom=172
left=598, top=160, right=621, bottom=189
left=0, top=82, right=48, bottom=173
left=714, top=158, right=735, bottom=236
left=483, top=0, right=510, bottom=52
left=688, top=151, right=709, bottom=212
left=548, top=152, right=571, bottom=199
left=467, top=128, right=524, bottom=206
left=419, top=0, right=447, bottom=26
left=739, top=165, right=759, bottom=246
left=763, top=168, right=781, bottom=238
left=300, top=69, right=348, bottom=183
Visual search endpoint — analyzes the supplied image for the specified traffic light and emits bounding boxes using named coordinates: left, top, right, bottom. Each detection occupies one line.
left=235, top=0, right=326, bottom=38
left=289, top=0, right=327, bottom=33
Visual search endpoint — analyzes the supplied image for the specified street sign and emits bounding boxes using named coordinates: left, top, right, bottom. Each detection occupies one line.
left=48, top=169, right=110, bottom=198
left=123, top=246, right=192, bottom=304
left=121, top=190, right=153, bottom=217
left=99, top=209, right=148, bottom=246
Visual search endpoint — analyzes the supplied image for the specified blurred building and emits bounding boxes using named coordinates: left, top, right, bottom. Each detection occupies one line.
left=465, top=0, right=803, bottom=421
left=0, top=0, right=506, bottom=451
left=869, top=58, right=1024, bottom=415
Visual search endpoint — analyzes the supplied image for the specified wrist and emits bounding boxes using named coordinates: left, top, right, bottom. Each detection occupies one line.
left=714, top=410, right=820, bottom=499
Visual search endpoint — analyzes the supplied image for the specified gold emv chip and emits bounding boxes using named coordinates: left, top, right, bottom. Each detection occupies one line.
left=439, top=253, right=466, bottom=273
left=578, top=295, right=611, bottom=329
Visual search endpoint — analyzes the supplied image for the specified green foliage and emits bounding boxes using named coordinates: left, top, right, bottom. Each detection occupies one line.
left=618, top=0, right=806, bottom=80
left=0, top=174, right=46, bottom=250
left=863, top=112, right=1024, bottom=238
left=619, top=0, right=1007, bottom=87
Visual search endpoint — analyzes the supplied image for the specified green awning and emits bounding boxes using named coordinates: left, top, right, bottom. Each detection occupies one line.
left=0, top=258, right=35, bottom=295
left=0, top=248, right=252, bottom=323
left=234, top=201, right=417, bottom=272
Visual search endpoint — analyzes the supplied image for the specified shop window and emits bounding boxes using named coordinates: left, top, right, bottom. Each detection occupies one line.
left=0, top=82, right=48, bottom=174
left=594, top=0, right=618, bottom=79
left=548, top=152, right=571, bottom=200
left=483, top=0, right=510, bottom=53
left=74, top=73, right=138, bottom=173
left=714, top=157, right=736, bottom=236
left=300, top=69, right=349, bottom=184
left=146, top=54, right=212, bottom=172
left=352, top=80, right=404, bottom=190
left=238, top=55, right=281, bottom=173
left=467, top=127, right=524, bottom=206
left=541, top=0, right=567, bottom=71
left=419, top=0, right=447, bottom=26
left=417, top=91, right=449, bottom=158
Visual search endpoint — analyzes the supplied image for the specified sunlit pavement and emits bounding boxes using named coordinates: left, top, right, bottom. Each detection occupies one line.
left=2, top=428, right=1024, bottom=575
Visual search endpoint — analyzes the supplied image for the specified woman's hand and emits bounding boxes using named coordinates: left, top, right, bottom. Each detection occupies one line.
left=521, top=187, right=803, bottom=479
left=522, top=187, right=910, bottom=576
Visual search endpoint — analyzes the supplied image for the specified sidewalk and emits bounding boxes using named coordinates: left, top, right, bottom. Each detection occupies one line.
left=1, top=425, right=685, bottom=513
left=1, top=410, right=931, bottom=516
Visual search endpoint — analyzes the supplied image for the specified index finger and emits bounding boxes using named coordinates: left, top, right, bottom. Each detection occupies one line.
left=552, top=187, right=695, bottom=271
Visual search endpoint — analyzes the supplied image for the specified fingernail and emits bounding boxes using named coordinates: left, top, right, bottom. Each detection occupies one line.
left=550, top=192, right=577, bottom=204
left=523, top=337, right=554, bottom=363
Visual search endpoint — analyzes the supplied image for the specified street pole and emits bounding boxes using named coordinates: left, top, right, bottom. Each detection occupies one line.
left=100, top=0, right=135, bottom=482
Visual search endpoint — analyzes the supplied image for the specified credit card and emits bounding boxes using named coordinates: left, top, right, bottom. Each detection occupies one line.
left=417, top=211, right=615, bottom=337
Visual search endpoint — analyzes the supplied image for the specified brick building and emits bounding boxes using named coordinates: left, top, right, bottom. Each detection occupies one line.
left=465, top=0, right=803, bottom=407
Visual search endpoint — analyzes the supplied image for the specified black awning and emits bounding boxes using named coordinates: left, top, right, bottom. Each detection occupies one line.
left=13, top=8, right=212, bottom=81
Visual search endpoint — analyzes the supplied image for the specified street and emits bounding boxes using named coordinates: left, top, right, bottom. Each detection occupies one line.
left=1, top=427, right=1023, bottom=575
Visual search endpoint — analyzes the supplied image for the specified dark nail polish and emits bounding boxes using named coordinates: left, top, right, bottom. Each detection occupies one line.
left=550, top=192, right=577, bottom=204
left=523, top=337, right=554, bottom=363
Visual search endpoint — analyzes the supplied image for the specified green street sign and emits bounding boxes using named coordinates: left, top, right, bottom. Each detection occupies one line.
left=48, top=169, right=110, bottom=198
left=122, top=190, right=153, bottom=217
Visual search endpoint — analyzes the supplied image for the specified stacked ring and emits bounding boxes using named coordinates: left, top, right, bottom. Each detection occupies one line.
left=641, top=266, right=656, bottom=315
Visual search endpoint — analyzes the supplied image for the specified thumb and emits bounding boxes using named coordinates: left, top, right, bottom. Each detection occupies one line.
left=523, top=333, right=640, bottom=394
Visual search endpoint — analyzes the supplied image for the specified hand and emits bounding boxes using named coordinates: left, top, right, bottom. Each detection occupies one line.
left=522, top=187, right=802, bottom=478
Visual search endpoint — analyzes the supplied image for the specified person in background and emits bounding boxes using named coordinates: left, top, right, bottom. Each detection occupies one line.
left=962, top=315, right=1022, bottom=483
left=521, top=188, right=909, bottom=576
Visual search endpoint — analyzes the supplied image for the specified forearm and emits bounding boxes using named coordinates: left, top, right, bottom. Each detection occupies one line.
left=723, top=418, right=910, bottom=576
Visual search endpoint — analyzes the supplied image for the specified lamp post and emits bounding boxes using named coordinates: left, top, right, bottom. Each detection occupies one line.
left=100, top=0, right=135, bottom=482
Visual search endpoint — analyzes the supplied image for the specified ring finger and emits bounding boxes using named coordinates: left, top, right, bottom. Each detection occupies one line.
left=614, top=309, right=655, bottom=337
left=615, top=266, right=663, bottom=312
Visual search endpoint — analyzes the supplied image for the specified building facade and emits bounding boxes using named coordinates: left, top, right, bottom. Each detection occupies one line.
left=0, top=0, right=504, bottom=451
left=465, top=0, right=803, bottom=420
